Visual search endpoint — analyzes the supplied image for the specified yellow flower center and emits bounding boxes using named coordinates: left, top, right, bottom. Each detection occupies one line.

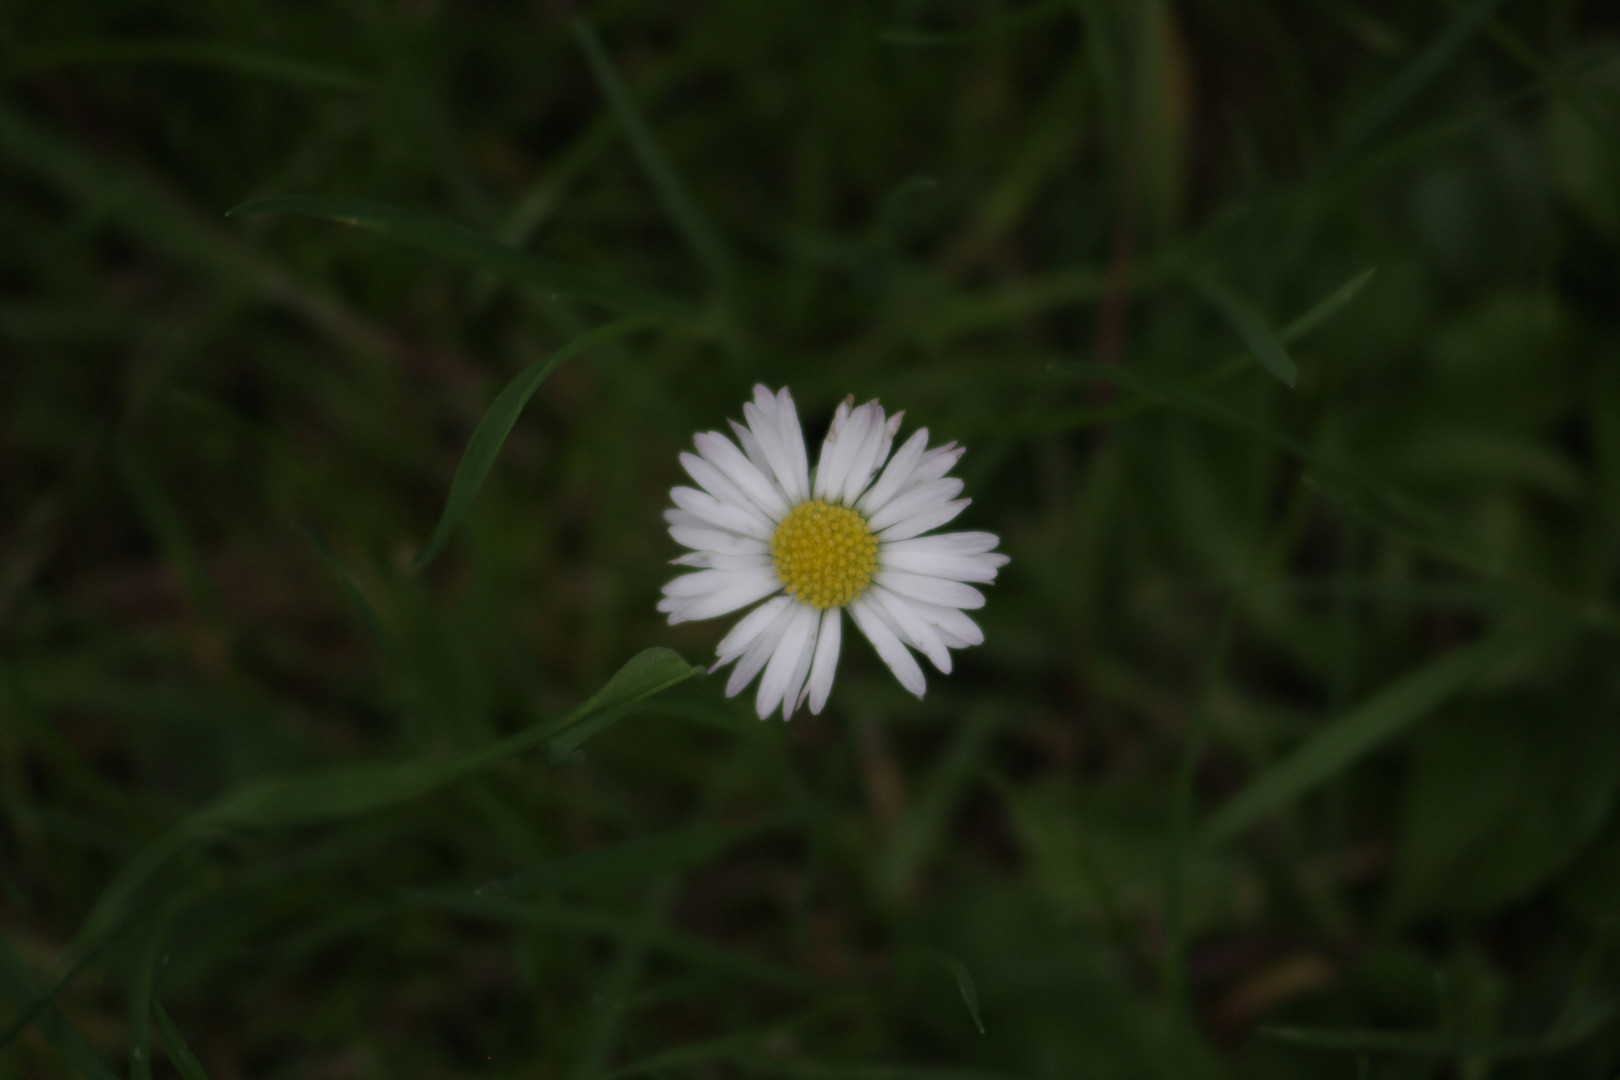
left=770, top=500, right=878, bottom=610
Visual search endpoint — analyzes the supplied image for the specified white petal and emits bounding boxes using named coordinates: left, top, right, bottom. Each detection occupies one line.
left=817, top=401, right=876, bottom=505
left=903, top=597, right=985, bottom=647
left=728, top=418, right=772, bottom=476
left=668, top=525, right=769, bottom=556
left=713, top=594, right=794, bottom=665
left=743, top=400, right=806, bottom=507
left=865, top=478, right=965, bottom=533
left=725, top=599, right=798, bottom=696
left=801, top=607, right=843, bottom=714
left=878, top=549, right=1007, bottom=583
left=662, top=565, right=776, bottom=598
left=671, top=551, right=773, bottom=570
left=881, top=531, right=1002, bottom=556
left=874, top=569, right=985, bottom=610
left=848, top=596, right=926, bottom=698
left=773, top=387, right=812, bottom=502
left=870, top=585, right=952, bottom=673
left=755, top=603, right=818, bottom=718
left=695, top=431, right=789, bottom=519
left=670, top=486, right=772, bottom=540
left=908, top=443, right=964, bottom=488
left=680, top=454, right=774, bottom=530
left=836, top=404, right=891, bottom=507
left=857, top=428, right=929, bottom=515
left=812, top=396, right=855, bottom=500
left=876, top=498, right=970, bottom=541
left=665, top=574, right=783, bottom=624
left=841, top=410, right=903, bottom=507
left=780, top=617, right=818, bottom=720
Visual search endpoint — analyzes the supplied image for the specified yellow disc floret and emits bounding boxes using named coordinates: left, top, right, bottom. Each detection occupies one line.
left=770, top=500, right=878, bottom=610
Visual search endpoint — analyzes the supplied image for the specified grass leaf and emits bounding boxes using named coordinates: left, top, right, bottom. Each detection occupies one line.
left=1332, top=0, right=1513, bottom=163
left=1277, top=267, right=1378, bottom=345
left=153, top=1005, right=212, bottom=1080
left=934, top=953, right=987, bottom=1035
left=1185, top=268, right=1298, bottom=387
left=1202, top=627, right=1537, bottom=844
left=22, top=649, right=700, bottom=1049
left=573, top=20, right=734, bottom=296
left=411, top=317, right=652, bottom=572
left=0, top=935, right=118, bottom=1079
left=225, top=196, right=687, bottom=317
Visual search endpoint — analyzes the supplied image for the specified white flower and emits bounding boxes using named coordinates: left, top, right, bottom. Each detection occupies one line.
left=659, top=385, right=1008, bottom=719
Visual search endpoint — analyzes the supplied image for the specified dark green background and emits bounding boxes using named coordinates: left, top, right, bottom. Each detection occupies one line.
left=4, top=1, right=1620, bottom=1077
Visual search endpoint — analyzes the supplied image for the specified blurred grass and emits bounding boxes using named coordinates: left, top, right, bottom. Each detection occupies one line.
left=3, top=1, right=1620, bottom=1078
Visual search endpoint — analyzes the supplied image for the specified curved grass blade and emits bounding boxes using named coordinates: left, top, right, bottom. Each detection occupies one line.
left=225, top=197, right=687, bottom=317
left=127, top=913, right=171, bottom=1080
left=411, top=316, right=651, bottom=572
left=153, top=1005, right=211, bottom=1080
left=5, top=40, right=372, bottom=91
left=11, top=649, right=699, bottom=1053
left=195, top=647, right=697, bottom=829
left=1185, top=268, right=1297, bottom=387
left=572, top=20, right=733, bottom=296
left=0, top=935, right=118, bottom=1080
left=1201, top=627, right=1536, bottom=844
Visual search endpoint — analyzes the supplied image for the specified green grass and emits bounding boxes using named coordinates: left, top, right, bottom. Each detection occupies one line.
left=4, top=1, right=1620, bottom=1077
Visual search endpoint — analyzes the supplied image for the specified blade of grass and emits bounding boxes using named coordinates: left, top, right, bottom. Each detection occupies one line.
left=1201, top=626, right=1538, bottom=844
left=1049, top=361, right=1480, bottom=568
left=931, top=952, right=986, bottom=1035
left=127, top=911, right=171, bottom=1080
left=1331, top=0, right=1514, bottom=165
left=567, top=877, right=676, bottom=1080
left=1184, top=268, right=1298, bottom=387
left=4, top=40, right=373, bottom=91
left=572, top=19, right=734, bottom=299
left=2, top=649, right=700, bottom=1053
left=1276, top=267, right=1377, bottom=345
left=153, top=1005, right=211, bottom=1080
left=226, top=197, right=688, bottom=318
left=295, top=525, right=395, bottom=660
left=0, top=103, right=388, bottom=358
left=410, top=316, right=652, bottom=571
left=876, top=704, right=1004, bottom=902
left=0, top=934, right=118, bottom=1080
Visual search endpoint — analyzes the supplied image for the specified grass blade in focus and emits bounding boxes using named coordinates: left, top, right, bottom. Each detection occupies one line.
left=411, top=317, right=651, bottom=572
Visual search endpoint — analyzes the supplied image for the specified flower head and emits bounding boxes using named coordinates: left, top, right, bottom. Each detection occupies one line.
left=660, top=385, right=1007, bottom=719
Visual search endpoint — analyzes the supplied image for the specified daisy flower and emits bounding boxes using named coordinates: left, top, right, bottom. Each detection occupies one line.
left=659, top=385, right=1008, bottom=719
